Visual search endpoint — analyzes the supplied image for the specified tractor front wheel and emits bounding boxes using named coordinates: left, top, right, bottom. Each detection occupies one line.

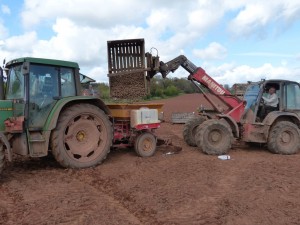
left=51, top=104, right=113, bottom=168
left=0, top=144, right=4, bottom=174
left=183, top=116, right=206, bottom=147
left=268, top=121, right=300, bottom=154
left=134, top=132, right=157, bottom=157
left=195, top=120, right=233, bottom=155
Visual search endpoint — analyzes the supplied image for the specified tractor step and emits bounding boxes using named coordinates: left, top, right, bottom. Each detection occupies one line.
left=27, top=131, right=48, bottom=157
left=29, top=133, right=46, bottom=142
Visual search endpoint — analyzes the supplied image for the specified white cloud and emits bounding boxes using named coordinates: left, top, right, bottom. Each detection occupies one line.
left=228, top=1, right=300, bottom=37
left=188, top=8, right=223, bottom=32
left=21, top=0, right=157, bottom=29
left=204, top=63, right=300, bottom=86
left=193, top=42, right=227, bottom=60
left=3, top=32, right=37, bottom=52
left=1, top=5, right=10, bottom=14
left=86, top=66, right=108, bottom=83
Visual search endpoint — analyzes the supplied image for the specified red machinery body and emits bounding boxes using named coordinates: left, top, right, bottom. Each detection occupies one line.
left=158, top=55, right=246, bottom=123
left=106, top=103, right=163, bottom=148
left=190, top=67, right=245, bottom=122
left=112, top=120, right=160, bottom=148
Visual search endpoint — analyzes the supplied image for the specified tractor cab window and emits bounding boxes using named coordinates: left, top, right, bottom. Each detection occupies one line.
left=6, top=64, right=24, bottom=100
left=61, top=68, right=76, bottom=97
left=29, top=65, right=59, bottom=103
left=285, top=83, right=300, bottom=110
left=243, top=84, right=260, bottom=110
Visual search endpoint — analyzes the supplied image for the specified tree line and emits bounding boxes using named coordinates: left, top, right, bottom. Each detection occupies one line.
left=89, top=76, right=238, bottom=100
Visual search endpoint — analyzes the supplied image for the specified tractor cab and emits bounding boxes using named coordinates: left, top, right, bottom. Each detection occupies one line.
left=243, top=79, right=300, bottom=123
left=3, top=57, right=80, bottom=131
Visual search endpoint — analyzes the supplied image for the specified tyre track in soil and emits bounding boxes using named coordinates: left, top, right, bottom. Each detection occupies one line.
left=74, top=170, right=157, bottom=225
left=214, top=152, right=300, bottom=225
left=0, top=164, right=142, bottom=225
left=155, top=122, right=300, bottom=224
left=154, top=122, right=243, bottom=224
left=79, top=121, right=243, bottom=225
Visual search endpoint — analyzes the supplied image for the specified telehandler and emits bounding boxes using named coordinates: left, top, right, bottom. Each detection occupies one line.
left=148, top=54, right=300, bottom=155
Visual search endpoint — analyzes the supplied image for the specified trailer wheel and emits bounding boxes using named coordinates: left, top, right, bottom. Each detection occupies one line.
left=195, top=119, right=233, bottom=155
left=134, top=132, right=157, bottom=157
left=51, top=104, right=113, bottom=168
left=183, top=116, right=206, bottom=146
left=268, top=121, right=300, bottom=155
left=0, top=144, right=4, bottom=174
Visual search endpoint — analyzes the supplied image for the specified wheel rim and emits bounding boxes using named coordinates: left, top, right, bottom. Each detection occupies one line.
left=63, top=113, right=108, bottom=162
left=140, top=137, right=155, bottom=152
left=278, top=130, right=295, bottom=148
left=208, top=129, right=222, bottom=146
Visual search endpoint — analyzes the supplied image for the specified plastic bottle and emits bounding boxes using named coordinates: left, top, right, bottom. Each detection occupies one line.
left=218, top=155, right=231, bottom=160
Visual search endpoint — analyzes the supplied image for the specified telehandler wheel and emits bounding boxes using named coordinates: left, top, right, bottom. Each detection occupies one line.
left=183, top=116, right=206, bottom=147
left=268, top=121, right=300, bottom=155
left=51, top=104, right=113, bottom=169
left=134, top=132, right=157, bottom=157
left=0, top=144, right=4, bottom=174
left=195, top=119, right=233, bottom=155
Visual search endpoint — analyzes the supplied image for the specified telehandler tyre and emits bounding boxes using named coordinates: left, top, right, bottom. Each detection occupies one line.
left=0, top=144, right=4, bottom=174
left=195, top=119, right=233, bottom=155
left=183, top=116, right=206, bottom=147
left=268, top=121, right=300, bottom=155
left=51, top=104, right=113, bottom=168
left=134, top=132, right=157, bottom=157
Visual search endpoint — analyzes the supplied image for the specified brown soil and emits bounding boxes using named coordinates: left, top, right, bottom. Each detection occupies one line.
left=1, top=93, right=300, bottom=225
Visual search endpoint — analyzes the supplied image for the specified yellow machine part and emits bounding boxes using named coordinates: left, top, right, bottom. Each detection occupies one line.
left=107, top=103, right=164, bottom=119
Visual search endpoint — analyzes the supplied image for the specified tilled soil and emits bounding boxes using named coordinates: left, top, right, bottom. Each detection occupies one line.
left=1, top=93, right=300, bottom=225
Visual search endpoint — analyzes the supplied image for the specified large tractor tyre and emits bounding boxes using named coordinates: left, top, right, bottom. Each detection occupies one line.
left=183, top=116, right=206, bottom=147
left=0, top=144, right=4, bottom=174
left=51, top=104, right=113, bottom=169
left=195, top=120, right=233, bottom=155
left=267, top=121, right=300, bottom=155
left=134, top=132, right=157, bottom=157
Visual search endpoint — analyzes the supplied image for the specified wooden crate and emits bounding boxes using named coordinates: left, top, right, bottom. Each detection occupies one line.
left=107, top=39, right=150, bottom=99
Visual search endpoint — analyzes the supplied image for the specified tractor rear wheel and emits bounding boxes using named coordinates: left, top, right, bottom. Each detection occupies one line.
left=195, top=119, right=233, bottom=155
left=51, top=104, right=113, bottom=168
left=268, top=121, right=300, bottom=154
left=183, top=116, right=206, bottom=146
left=134, top=132, right=157, bottom=157
left=0, top=144, right=4, bottom=174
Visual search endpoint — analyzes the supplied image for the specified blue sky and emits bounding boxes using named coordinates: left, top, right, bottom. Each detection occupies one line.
left=0, top=0, right=300, bottom=85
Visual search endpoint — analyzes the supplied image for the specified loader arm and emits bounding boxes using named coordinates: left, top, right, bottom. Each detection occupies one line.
left=158, top=55, right=245, bottom=122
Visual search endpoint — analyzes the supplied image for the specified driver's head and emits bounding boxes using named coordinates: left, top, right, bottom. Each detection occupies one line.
left=269, top=87, right=276, bottom=94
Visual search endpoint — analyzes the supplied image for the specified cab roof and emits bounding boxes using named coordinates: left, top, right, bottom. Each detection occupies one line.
left=5, top=57, right=79, bottom=69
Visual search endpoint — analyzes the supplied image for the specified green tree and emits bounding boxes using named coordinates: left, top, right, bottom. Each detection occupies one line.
left=164, top=85, right=180, bottom=96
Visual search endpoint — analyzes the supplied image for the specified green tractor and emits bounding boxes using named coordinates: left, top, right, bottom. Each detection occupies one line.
left=0, top=57, right=113, bottom=174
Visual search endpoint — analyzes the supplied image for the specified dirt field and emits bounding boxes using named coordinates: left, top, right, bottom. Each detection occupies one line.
left=1, top=93, right=300, bottom=225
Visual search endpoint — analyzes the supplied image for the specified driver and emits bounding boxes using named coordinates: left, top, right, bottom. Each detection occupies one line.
left=262, top=86, right=279, bottom=115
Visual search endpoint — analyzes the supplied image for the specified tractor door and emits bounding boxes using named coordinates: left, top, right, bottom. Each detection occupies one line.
left=28, top=64, right=59, bottom=129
